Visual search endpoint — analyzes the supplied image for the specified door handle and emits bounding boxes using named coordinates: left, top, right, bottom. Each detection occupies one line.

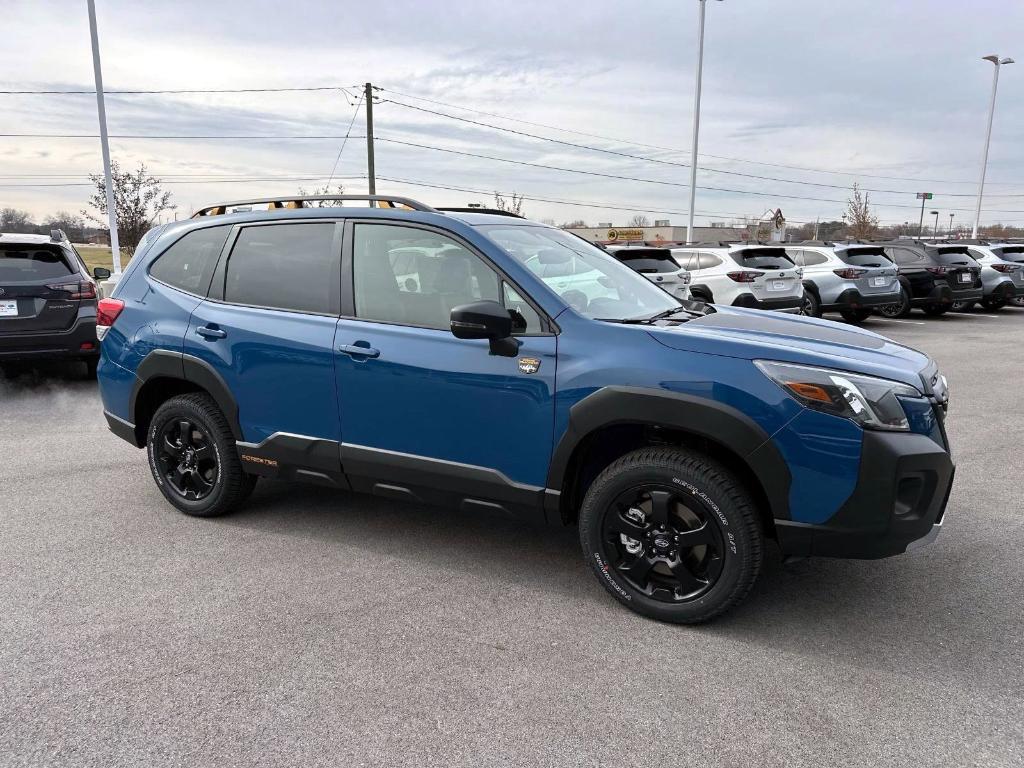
left=337, top=343, right=380, bottom=359
left=196, top=326, right=227, bottom=340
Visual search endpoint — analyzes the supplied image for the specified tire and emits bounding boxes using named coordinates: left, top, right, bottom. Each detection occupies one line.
left=1011, top=296, right=1024, bottom=308
left=951, top=300, right=974, bottom=312
left=798, top=289, right=821, bottom=318
left=83, top=357, right=98, bottom=379
left=579, top=446, right=763, bottom=624
left=146, top=393, right=251, bottom=517
left=839, top=308, right=873, bottom=324
left=981, top=298, right=1006, bottom=311
left=876, top=286, right=911, bottom=318
left=922, top=304, right=948, bottom=316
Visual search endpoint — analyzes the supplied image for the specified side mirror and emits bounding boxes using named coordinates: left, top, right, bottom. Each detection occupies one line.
left=450, top=300, right=519, bottom=357
left=93, top=267, right=112, bottom=280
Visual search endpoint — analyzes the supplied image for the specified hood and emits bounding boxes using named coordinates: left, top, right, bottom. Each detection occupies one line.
left=646, top=306, right=931, bottom=389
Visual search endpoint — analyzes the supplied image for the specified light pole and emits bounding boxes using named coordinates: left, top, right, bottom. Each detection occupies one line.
left=686, top=0, right=721, bottom=244
left=931, top=210, right=940, bottom=239
left=972, top=55, right=1014, bottom=238
left=948, top=213, right=954, bottom=236
left=86, top=0, right=121, bottom=275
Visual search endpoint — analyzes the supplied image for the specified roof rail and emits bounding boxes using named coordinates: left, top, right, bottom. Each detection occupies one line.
left=191, top=194, right=436, bottom=218
left=435, top=207, right=524, bottom=218
left=49, top=229, right=68, bottom=242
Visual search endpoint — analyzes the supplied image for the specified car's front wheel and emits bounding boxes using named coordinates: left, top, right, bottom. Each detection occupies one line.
left=876, top=286, right=911, bottom=318
left=981, top=297, right=1006, bottom=310
left=579, top=447, right=762, bottom=624
left=798, top=289, right=821, bottom=318
left=951, top=300, right=974, bottom=312
left=147, top=393, right=253, bottom=517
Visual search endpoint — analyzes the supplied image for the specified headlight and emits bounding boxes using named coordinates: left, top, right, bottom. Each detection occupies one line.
left=755, top=360, right=922, bottom=431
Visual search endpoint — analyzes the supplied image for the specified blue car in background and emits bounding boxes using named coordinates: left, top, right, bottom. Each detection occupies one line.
left=96, top=195, right=954, bottom=623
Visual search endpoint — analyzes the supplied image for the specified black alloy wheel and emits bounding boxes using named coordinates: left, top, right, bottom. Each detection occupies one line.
left=876, top=287, right=910, bottom=318
left=156, top=418, right=219, bottom=501
left=600, top=485, right=725, bottom=602
left=798, top=290, right=821, bottom=318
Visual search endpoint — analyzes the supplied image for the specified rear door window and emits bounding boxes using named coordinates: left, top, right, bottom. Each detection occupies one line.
left=697, top=252, right=723, bottom=269
left=612, top=249, right=679, bottom=273
left=224, top=223, right=339, bottom=315
left=796, top=250, right=829, bottom=266
left=150, top=225, right=230, bottom=296
left=0, top=245, right=74, bottom=281
left=890, top=247, right=923, bottom=265
left=837, top=247, right=892, bottom=268
left=731, top=248, right=794, bottom=270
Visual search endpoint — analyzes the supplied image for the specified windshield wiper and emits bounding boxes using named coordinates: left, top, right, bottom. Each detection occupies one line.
left=597, top=305, right=707, bottom=324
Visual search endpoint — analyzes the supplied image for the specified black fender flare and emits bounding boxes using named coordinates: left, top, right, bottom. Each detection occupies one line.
left=801, top=280, right=821, bottom=298
left=130, top=350, right=242, bottom=440
left=689, top=284, right=714, bottom=303
left=546, top=386, right=791, bottom=521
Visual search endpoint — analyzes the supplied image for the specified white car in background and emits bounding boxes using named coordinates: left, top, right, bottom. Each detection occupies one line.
left=605, top=246, right=691, bottom=300
left=957, top=241, right=1024, bottom=310
left=668, top=244, right=805, bottom=312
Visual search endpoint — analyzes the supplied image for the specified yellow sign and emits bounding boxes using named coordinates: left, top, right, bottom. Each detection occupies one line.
left=607, top=228, right=645, bottom=241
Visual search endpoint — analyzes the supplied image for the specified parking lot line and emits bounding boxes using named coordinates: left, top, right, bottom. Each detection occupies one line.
left=870, top=318, right=927, bottom=325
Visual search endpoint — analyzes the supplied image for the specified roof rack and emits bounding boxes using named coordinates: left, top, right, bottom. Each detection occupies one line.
left=435, top=207, right=524, bottom=218
left=191, top=194, right=436, bottom=218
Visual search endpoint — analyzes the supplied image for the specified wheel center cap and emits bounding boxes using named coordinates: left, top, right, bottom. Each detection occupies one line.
left=653, top=536, right=671, bottom=551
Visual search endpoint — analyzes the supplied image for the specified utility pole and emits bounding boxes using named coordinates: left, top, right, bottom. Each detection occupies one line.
left=364, top=82, right=376, bottom=196
left=87, top=0, right=121, bottom=275
left=973, top=56, right=1013, bottom=238
left=686, top=1, right=721, bottom=244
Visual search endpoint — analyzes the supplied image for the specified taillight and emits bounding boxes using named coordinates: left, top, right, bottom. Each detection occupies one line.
left=991, top=263, right=1021, bottom=273
left=726, top=270, right=764, bottom=283
left=924, top=266, right=949, bottom=276
left=46, top=281, right=97, bottom=300
left=96, top=297, right=125, bottom=340
left=832, top=268, right=869, bottom=279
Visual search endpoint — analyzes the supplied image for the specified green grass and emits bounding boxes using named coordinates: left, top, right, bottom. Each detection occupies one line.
left=76, top=245, right=131, bottom=274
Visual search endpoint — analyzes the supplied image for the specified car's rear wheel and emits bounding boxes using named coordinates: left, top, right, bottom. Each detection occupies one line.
left=923, top=304, right=949, bottom=316
left=876, top=287, right=911, bottom=318
left=579, top=446, right=762, bottom=624
left=839, top=308, right=873, bottom=324
left=147, top=393, right=252, bottom=517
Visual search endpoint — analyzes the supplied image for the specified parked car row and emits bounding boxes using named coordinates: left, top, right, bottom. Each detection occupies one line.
left=604, top=238, right=1024, bottom=323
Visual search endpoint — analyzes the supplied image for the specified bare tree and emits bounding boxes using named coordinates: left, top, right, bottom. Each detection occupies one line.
left=627, top=214, right=650, bottom=228
left=0, top=208, right=35, bottom=233
left=844, top=183, right=879, bottom=240
left=493, top=191, right=524, bottom=216
left=559, top=219, right=588, bottom=229
left=296, top=183, right=347, bottom=207
left=43, top=211, right=85, bottom=240
left=83, top=161, right=175, bottom=253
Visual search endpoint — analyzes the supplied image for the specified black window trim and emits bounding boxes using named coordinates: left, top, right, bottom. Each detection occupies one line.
left=146, top=222, right=234, bottom=299
left=342, top=218, right=558, bottom=337
left=207, top=218, right=344, bottom=318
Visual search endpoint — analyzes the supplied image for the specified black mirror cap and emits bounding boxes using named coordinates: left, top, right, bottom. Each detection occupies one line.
left=450, top=300, right=513, bottom=340
left=93, top=267, right=112, bottom=280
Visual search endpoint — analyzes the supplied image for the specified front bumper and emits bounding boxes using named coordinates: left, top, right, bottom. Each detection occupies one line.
left=823, top=287, right=902, bottom=311
left=775, top=429, right=954, bottom=559
left=0, top=316, right=99, bottom=360
left=732, top=293, right=803, bottom=312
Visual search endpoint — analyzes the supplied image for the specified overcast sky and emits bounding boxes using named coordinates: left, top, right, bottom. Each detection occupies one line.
left=3, top=0, right=1023, bottom=229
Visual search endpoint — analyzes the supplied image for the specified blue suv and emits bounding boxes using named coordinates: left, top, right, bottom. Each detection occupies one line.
left=97, top=195, right=954, bottom=623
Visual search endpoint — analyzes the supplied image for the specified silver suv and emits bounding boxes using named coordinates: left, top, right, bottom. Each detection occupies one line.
left=787, top=242, right=901, bottom=324
left=605, top=246, right=691, bottom=300
left=956, top=241, right=1024, bottom=310
left=669, top=244, right=804, bottom=312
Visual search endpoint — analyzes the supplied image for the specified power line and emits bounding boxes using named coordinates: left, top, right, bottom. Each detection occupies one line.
left=382, top=97, right=1024, bottom=198
left=326, top=93, right=364, bottom=187
left=0, top=86, right=352, bottom=95
left=379, top=86, right=1023, bottom=187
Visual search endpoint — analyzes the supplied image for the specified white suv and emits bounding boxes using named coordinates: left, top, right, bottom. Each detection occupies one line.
left=787, top=242, right=901, bottom=323
left=669, top=244, right=804, bottom=312
left=605, top=246, right=691, bottom=300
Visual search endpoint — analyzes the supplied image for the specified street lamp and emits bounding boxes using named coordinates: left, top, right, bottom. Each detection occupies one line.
left=931, top=210, right=940, bottom=239
left=972, top=54, right=1014, bottom=238
left=686, top=0, right=723, bottom=244
left=948, top=213, right=955, bottom=236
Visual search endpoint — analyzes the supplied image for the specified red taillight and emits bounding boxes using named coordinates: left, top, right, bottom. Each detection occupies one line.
left=924, top=266, right=950, bottom=276
left=991, top=263, right=1021, bottom=273
left=46, top=281, right=97, bottom=300
left=726, top=270, right=765, bottom=283
left=96, top=297, right=125, bottom=329
left=832, top=268, right=869, bottom=279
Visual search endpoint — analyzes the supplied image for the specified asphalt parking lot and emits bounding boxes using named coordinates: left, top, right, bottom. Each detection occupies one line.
left=1, top=307, right=1022, bottom=768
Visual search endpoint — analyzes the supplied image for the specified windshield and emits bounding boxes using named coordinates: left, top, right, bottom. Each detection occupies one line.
left=479, top=225, right=680, bottom=320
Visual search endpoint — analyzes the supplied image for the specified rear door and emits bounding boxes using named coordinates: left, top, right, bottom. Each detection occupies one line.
left=184, top=220, right=343, bottom=448
left=0, top=244, right=85, bottom=334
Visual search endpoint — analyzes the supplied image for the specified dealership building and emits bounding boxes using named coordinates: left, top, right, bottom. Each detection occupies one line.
left=567, top=221, right=753, bottom=245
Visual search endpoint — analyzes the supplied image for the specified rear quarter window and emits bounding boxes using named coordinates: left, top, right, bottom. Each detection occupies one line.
left=149, top=225, right=230, bottom=296
left=0, top=245, right=74, bottom=281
